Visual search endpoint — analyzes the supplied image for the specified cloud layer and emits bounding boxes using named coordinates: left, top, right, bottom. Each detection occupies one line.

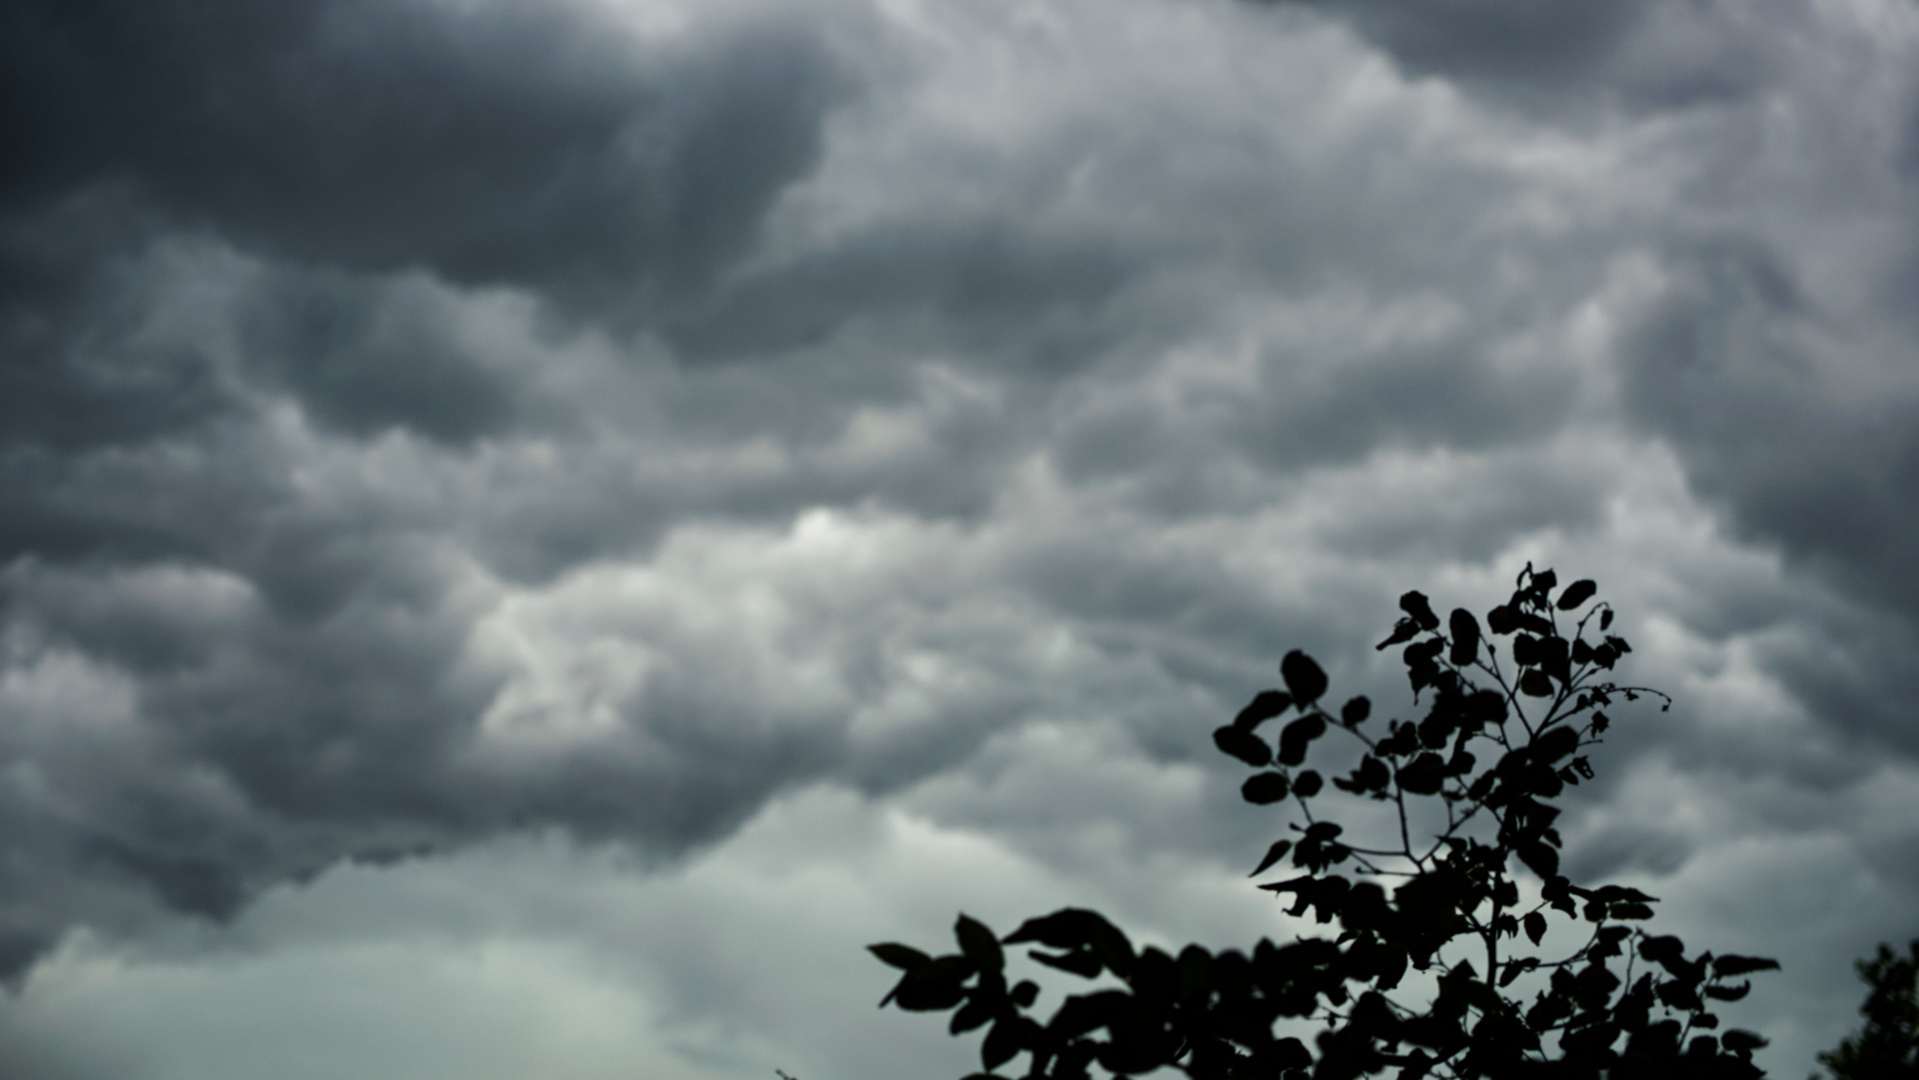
left=3, top=0, right=1918, bottom=1076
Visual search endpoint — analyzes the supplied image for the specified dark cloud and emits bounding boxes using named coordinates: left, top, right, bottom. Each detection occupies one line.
left=665, top=224, right=1130, bottom=364
left=0, top=3, right=1917, bottom=1076
left=1571, top=1, right=1919, bottom=777
left=1251, top=0, right=1782, bottom=114
left=0, top=0, right=846, bottom=311
left=233, top=264, right=531, bottom=444
left=1615, top=229, right=1919, bottom=755
left=1277, top=0, right=1652, bottom=84
left=0, top=526, right=866, bottom=976
left=0, top=192, right=231, bottom=454
left=1048, top=340, right=1573, bottom=496
left=0, top=0, right=866, bottom=981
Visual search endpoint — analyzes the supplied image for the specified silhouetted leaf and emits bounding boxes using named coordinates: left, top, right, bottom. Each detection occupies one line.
left=1004, top=909, right=1122, bottom=951
left=956, top=915, right=1004, bottom=972
left=1281, top=650, right=1328, bottom=704
left=1278, top=714, right=1326, bottom=765
left=1334, top=755, right=1390, bottom=795
left=1516, top=611, right=1556, bottom=636
left=1266, top=1037, right=1312, bottom=1070
left=1524, top=912, right=1546, bottom=946
left=1342, top=696, right=1371, bottom=725
left=1175, top=945, right=1210, bottom=1001
left=1591, top=929, right=1630, bottom=962
left=1449, top=608, right=1481, bottom=666
left=1241, top=772, right=1290, bottom=804
left=1526, top=995, right=1571, bottom=1033
left=1592, top=885, right=1657, bottom=904
left=1465, top=689, right=1508, bottom=725
left=1499, top=956, right=1536, bottom=986
left=1519, top=669, right=1555, bottom=697
left=981, top=1016, right=1024, bottom=1072
left=1396, top=752, right=1446, bottom=796
left=1213, top=725, right=1272, bottom=767
left=1658, top=978, right=1703, bottom=1012
left=1570, top=963, right=1621, bottom=1011
left=1376, top=949, right=1409, bottom=993
left=1048, top=989, right=1129, bottom=1040
left=1404, top=637, right=1445, bottom=666
left=1099, top=1026, right=1178, bottom=1075
left=1640, top=936, right=1685, bottom=969
left=1515, top=840, right=1558, bottom=879
left=1233, top=689, right=1292, bottom=731
left=1721, top=1029, right=1767, bottom=1053
left=1704, top=981, right=1752, bottom=1002
left=1417, top=709, right=1455, bottom=750
left=1250, top=840, right=1293, bottom=877
left=1486, top=604, right=1520, bottom=635
left=1535, top=725, right=1579, bottom=763
left=1712, top=955, right=1781, bottom=978
left=1360, top=754, right=1390, bottom=789
left=1376, top=618, right=1421, bottom=651
left=1601, top=608, right=1614, bottom=631
left=1292, top=769, right=1323, bottom=798
left=1400, top=591, right=1441, bottom=631
left=1542, top=876, right=1576, bottom=916
left=895, top=971, right=970, bottom=1011
left=1030, top=949, right=1101, bottom=978
left=1686, top=1035, right=1721, bottom=1057
left=1538, top=635, right=1571, bottom=683
left=950, top=997, right=994, bottom=1034
left=1260, top=873, right=1315, bottom=909
left=1512, top=634, right=1540, bottom=666
left=870, top=943, right=930, bottom=971
left=1556, top=579, right=1597, bottom=610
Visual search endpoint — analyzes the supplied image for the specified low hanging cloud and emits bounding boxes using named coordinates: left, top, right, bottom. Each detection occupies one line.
left=1, top=0, right=1918, bottom=1076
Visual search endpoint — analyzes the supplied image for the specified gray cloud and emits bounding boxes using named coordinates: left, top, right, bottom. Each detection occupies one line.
left=1254, top=0, right=1786, bottom=114
left=664, top=224, right=1132, bottom=364
left=0, top=0, right=864, bottom=979
left=1, top=1, right=1918, bottom=1077
left=1274, top=0, right=1653, bottom=85
left=1621, top=231, right=1919, bottom=617
left=1, top=0, right=847, bottom=313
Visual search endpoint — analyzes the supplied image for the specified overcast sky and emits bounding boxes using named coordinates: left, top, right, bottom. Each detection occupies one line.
left=2, top=0, right=1917, bottom=1077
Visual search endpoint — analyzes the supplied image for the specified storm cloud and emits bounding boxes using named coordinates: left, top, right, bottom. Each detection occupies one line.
left=1, top=0, right=1917, bottom=1077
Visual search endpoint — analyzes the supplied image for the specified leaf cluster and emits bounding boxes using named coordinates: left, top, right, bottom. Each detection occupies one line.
left=872, top=566, right=1779, bottom=1079
left=1814, top=939, right=1919, bottom=1079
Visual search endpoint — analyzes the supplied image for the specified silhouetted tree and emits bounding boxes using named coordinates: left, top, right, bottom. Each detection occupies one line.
left=871, top=565, right=1777, bottom=1078
left=1813, top=939, right=1919, bottom=1079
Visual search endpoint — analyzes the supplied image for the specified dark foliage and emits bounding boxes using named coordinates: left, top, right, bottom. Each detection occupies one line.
left=871, top=565, right=1778, bottom=1079
left=1814, top=939, right=1919, bottom=1079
